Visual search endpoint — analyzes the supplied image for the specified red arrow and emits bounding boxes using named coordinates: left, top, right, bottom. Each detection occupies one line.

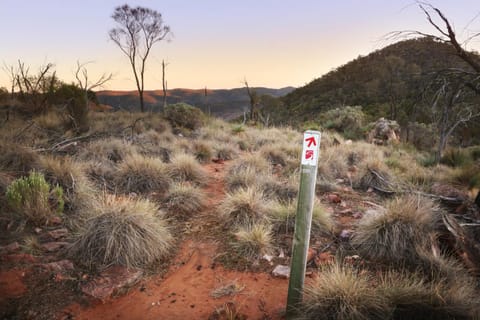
left=305, top=136, right=316, bottom=147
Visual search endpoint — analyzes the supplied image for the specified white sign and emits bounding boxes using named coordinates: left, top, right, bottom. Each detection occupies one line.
left=301, top=131, right=321, bottom=166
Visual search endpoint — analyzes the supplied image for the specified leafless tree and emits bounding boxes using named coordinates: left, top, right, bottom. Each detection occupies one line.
left=75, top=61, right=112, bottom=109
left=16, top=60, right=57, bottom=113
left=244, top=79, right=259, bottom=123
left=162, top=59, right=168, bottom=109
left=109, top=4, right=171, bottom=112
left=387, top=2, right=480, bottom=160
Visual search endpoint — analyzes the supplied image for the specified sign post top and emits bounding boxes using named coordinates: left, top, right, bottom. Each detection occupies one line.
left=301, top=131, right=321, bottom=167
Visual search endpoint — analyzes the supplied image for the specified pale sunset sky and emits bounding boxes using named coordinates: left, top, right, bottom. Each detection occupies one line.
left=1, top=0, right=479, bottom=90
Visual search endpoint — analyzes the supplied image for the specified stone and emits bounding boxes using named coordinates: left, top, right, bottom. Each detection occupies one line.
left=38, top=260, right=74, bottom=273
left=327, top=194, right=341, bottom=204
left=41, top=242, right=69, bottom=252
left=272, top=265, right=290, bottom=278
left=81, top=266, right=143, bottom=302
left=0, top=242, right=20, bottom=254
left=47, top=228, right=69, bottom=240
left=339, top=229, right=353, bottom=240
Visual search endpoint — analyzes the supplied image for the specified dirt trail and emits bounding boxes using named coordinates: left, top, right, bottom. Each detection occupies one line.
left=66, top=161, right=289, bottom=319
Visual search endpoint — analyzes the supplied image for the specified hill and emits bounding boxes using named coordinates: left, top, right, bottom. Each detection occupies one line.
left=266, top=37, right=479, bottom=125
left=96, top=86, right=295, bottom=120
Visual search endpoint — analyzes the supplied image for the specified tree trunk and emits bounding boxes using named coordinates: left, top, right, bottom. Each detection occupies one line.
left=139, top=90, right=145, bottom=112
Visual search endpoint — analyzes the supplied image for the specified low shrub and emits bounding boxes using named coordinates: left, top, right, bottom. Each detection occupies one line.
left=69, top=195, right=172, bottom=270
left=320, top=106, right=366, bottom=140
left=164, top=103, right=205, bottom=130
left=6, top=171, right=63, bottom=225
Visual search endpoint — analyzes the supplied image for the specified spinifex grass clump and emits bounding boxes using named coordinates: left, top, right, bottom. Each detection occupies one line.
left=6, top=171, right=64, bottom=226
left=69, top=196, right=172, bottom=270
left=218, top=187, right=270, bottom=227
left=302, top=264, right=390, bottom=320
left=168, top=153, right=208, bottom=185
left=231, top=223, right=273, bottom=259
left=0, top=142, right=39, bottom=176
left=269, top=200, right=334, bottom=235
left=351, top=195, right=440, bottom=267
left=115, top=154, right=171, bottom=195
left=164, top=182, right=206, bottom=220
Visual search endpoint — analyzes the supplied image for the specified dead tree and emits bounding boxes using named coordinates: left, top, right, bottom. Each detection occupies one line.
left=109, top=5, right=171, bottom=112
left=162, top=59, right=168, bottom=110
left=75, top=61, right=112, bottom=109
left=244, top=79, right=259, bottom=123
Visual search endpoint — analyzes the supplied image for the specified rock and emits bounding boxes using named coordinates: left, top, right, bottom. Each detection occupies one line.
left=307, top=248, right=317, bottom=262
left=314, top=252, right=334, bottom=266
left=352, top=211, right=363, bottom=219
left=34, top=228, right=43, bottom=234
left=327, top=194, right=341, bottom=204
left=81, top=266, right=143, bottom=302
left=41, top=242, right=69, bottom=252
left=339, top=229, right=354, bottom=240
left=272, top=265, right=290, bottom=278
left=48, top=228, right=69, bottom=240
left=50, top=216, right=62, bottom=225
left=0, top=242, right=20, bottom=254
left=262, top=254, right=274, bottom=262
left=38, top=260, right=74, bottom=273
left=278, top=249, right=285, bottom=259
left=2, top=253, right=37, bottom=264
left=367, top=118, right=400, bottom=145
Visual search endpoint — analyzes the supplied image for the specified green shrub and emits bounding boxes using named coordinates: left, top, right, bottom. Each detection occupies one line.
left=440, top=148, right=473, bottom=167
left=6, top=171, right=64, bottom=225
left=320, top=106, right=365, bottom=140
left=164, top=103, right=205, bottom=130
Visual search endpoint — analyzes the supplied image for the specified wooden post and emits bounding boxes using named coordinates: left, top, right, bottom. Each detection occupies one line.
left=286, top=130, right=321, bottom=318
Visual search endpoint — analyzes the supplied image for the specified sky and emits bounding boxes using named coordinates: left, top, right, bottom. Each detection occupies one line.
left=1, top=0, right=480, bottom=90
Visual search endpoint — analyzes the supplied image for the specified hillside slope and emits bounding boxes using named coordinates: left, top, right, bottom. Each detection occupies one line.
left=266, top=37, right=478, bottom=125
left=97, top=87, right=294, bottom=120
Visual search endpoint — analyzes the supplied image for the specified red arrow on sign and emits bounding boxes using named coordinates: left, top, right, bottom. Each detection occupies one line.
left=305, top=136, right=316, bottom=147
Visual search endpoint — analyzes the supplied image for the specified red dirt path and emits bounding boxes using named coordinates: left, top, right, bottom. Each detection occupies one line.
left=65, top=161, right=289, bottom=319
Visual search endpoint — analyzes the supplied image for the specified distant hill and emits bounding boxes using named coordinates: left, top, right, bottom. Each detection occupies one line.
left=96, top=87, right=295, bottom=119
left=265, top=37, right=479, bottom=125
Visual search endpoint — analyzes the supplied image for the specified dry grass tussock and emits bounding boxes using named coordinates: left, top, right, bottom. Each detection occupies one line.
left=302, top=264, right=389, bottom=320
left=351, top=195, right=441, bottom=267
left=192, top=140, right=213, bottom=164
left=213, top=142, right=239, bottom=161
left=69, top=195, right=172, bottom=270
left=167, top=153, right=208, bottom=185
left=231, top=223, right=273, bottom=259
left=37, top=155, right=95, bottom=214
left=164, top=182, right=206, bottom=220
left=269, top=199, right=334, bottom=235
left=218, top=187, right=271, bottom=227
left=0, top=142, right=39, bottom=176
left=228, top=153, right=271, bottom=175
left=77, top=137, right=137, bottom=163
left=301, top=264, right=480, bottom=320
left=378, top=270, right=480, bottom=319
left=115, top=153, right=171, bottom=195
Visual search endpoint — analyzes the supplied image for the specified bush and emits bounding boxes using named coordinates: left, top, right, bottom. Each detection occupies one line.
left=440, top=148, right=473, bottom=167
left=115, top=154, right=171, bottom=195
left=69, top=196, right=172, bottom=270
left=320, top=106, right=366, bottom=140
left=164, top=103, right=205, bottom=130
left=6, top=171, right=63, bottom=225
left=351, top=196, right=440, bottom=267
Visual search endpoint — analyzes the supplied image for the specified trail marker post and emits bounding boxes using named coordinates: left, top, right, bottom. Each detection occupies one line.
left=286, top=130, right=321, bottom=318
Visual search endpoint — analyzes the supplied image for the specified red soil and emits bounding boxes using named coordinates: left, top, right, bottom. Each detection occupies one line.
left=65, top=161, right=289, bottom=319
left=66, top=240, right=288, bottom=319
